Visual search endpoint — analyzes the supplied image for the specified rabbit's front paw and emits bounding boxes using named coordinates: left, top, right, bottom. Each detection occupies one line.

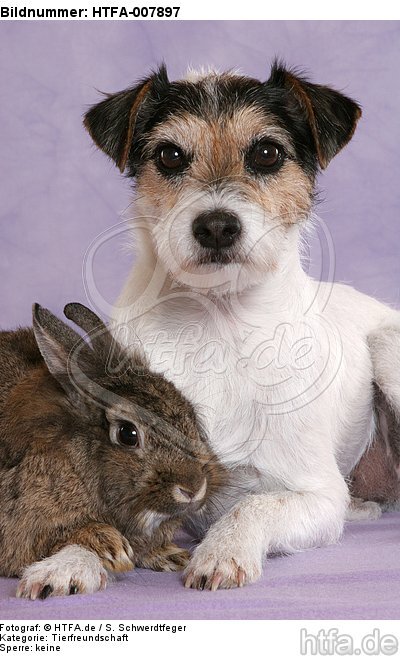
left=183, top=536, right=262, bottom=591
left=138, top=544, right=191, bottom=571
left=16, top=545, right=108, bottom=600
left=67, top=523, right=134, bottom=573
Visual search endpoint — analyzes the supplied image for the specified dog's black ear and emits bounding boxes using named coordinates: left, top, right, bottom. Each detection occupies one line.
left=84, top=64, right=169, bottom=173
left=266, top=61, right=362, bottom=169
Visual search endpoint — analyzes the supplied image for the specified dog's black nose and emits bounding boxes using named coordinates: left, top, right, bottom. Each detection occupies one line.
left=192, top=211, right=242, bottom=250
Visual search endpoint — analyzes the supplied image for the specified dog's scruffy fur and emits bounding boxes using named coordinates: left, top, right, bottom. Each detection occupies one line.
left=84, top=62, right=400, bottom=590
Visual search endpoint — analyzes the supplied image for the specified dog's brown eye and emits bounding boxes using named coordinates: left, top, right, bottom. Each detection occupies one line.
left=248, top=141, right=284, bottom=173
left=109, top=421, right=141, bottom=448
left=157, top=144, right=187, bottom=174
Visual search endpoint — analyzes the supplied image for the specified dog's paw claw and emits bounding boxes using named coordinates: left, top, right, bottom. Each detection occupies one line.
left=199, top=575, right=207, bottom=590
left=39, top=584, right=53, bottom=600
left=237, top=568, right=246, bottom=587
left=183, top=548, right=261, bottom=591
left=210, top=573, right=222, bottom=592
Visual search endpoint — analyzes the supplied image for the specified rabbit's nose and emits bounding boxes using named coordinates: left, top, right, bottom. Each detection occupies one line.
left=173, top=478, right=207, bottom=504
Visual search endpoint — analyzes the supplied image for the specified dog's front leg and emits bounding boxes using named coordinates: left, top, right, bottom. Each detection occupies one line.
left=184, top=473, right=349, bottom=590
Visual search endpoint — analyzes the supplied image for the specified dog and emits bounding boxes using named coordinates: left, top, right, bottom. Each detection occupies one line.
left=83, top=62, right=400, bottom=590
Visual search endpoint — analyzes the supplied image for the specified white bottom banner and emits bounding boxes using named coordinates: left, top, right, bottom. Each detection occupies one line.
left=0, top=620, right=399, bottom=656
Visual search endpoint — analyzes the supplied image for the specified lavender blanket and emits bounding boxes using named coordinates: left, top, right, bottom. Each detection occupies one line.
left=0, top=513, right=398, bottom=620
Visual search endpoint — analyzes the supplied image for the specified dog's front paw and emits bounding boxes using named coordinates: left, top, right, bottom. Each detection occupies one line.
left=16, top=545, right=108, bottom=600
left=183, top=537, right=262, bottom=591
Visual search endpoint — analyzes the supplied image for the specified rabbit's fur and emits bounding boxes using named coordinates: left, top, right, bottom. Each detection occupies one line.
left=0, top=303, right=226, bottom=598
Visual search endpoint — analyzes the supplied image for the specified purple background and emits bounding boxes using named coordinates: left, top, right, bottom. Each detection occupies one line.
left=1, top=21, right=400, bottom=329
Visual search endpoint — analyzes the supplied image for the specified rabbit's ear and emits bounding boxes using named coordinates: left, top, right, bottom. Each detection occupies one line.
left=32, top=303, right=93, bottom=391
left=63, top=303, right=114, bottom=355
left=65, top=303, right=141, bottom=379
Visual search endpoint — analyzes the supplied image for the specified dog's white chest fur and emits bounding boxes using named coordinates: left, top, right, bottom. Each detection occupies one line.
left=114, top=268, right=393, bottom=485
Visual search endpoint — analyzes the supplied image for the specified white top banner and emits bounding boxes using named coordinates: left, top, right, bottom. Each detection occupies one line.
left=0, top=0, right=399, bottom=20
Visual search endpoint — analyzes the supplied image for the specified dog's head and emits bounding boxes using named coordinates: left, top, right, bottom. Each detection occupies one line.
left=84, top=62, right=361, bottom=293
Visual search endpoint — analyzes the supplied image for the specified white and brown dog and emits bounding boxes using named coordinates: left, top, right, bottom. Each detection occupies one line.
left=84, top=62, right=400, bottom=590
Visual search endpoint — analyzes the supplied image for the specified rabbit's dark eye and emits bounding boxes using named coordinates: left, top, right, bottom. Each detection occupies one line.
left=109, top=421, right=142, bottom=448
left=117, top=422, right=140, bottom=447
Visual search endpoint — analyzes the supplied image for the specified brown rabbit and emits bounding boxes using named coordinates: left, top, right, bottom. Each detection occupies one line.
left=0, top=303, right=226, bottom=599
